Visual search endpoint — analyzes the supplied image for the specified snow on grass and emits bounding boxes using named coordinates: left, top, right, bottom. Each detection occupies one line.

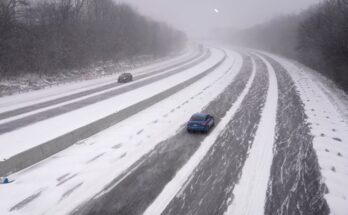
left=270, top=54, right=348, bottom=215
left=0, top=46, right=197, bottom=113
left=0, top=49, right=221, bottom=161
left=0, top=50, right=242, bottom=215
left=143, top=57, right=256, bottom=215
left=225, top=54, right=278, bottom=215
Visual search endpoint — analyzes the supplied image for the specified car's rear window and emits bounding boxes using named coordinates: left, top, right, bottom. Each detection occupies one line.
left=190, top=115, right=207, bottom=121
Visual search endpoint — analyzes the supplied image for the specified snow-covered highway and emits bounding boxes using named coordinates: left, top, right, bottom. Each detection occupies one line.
left=0, top=47, right=219, bottom=174
left=0, top=46, right=347, bottom=215
left=0, top=48, right=206, bottom=133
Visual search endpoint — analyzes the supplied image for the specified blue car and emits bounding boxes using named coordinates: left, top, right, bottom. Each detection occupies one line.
left=187, top=113, right=215, bottom=133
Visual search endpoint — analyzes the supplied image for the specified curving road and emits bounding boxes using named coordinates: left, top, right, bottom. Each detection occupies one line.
left=73, top=51, right=329, bottom=215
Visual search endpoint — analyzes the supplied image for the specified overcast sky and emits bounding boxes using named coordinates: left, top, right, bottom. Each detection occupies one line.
left=116, top=0, right=321, bottom=37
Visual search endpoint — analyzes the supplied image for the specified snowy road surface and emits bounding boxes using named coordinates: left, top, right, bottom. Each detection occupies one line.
left=0, top=48, right=218, bottom=162
left=0, top=46, right=347, bottom=215
left=0, top=49, right=206, bottom=134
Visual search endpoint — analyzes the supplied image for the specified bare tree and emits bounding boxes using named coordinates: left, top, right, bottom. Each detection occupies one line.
left=0, top=0, right=186, bottom=78
left=222, top=0, right=348, bottom=91
left=298, top=0, right=348, bottom=90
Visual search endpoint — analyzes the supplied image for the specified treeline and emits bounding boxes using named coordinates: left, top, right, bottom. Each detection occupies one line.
left=0, top=0, right=187, bottom=77
left=223, top=0, right=348, bottom=91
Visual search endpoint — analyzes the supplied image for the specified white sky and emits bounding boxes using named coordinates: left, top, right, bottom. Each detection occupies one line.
left=116, top=0, right=322, bottom=37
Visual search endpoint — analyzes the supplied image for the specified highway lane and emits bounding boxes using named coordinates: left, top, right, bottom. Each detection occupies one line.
left=0, top=49, right=202, bottom=121
left=0, top=50, right=209, bottom=134
left=73, top=53, right=252, bottom=215
left=262, top=54, right=329, bottom=215
left=162, top=54, right=269, bottom=215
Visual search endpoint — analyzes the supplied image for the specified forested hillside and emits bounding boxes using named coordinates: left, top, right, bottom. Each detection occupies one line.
left=222, top=0, right=348, bottom=91
left=0, top=0, right=186, bottom=77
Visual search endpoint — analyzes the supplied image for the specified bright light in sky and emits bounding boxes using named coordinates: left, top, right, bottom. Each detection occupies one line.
left=119, top=0, right=321, bottom=37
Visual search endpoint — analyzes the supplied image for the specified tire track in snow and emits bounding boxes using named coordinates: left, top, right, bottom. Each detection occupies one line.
left=73, top=53, right=251, bottom=215
left=60, top=182, right=84, bottom=201
left=262, top=55, right=329, bottom=215
left=160, top=55, right=269, bottom=215
left=9, top=187, right=47, bottom=212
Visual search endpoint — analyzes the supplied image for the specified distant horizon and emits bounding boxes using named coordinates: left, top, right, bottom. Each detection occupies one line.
left=117, top=0, right=322, bottom=37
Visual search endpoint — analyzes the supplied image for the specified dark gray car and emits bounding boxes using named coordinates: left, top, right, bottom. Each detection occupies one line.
left=118, top=73, right=133, bottom=83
